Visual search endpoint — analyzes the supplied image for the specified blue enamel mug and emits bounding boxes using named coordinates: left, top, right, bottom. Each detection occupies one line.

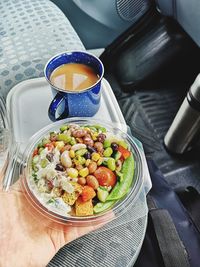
left=44, top=51, right=104, bottom=121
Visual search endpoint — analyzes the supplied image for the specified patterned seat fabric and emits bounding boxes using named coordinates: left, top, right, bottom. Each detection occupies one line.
left=0, top=0, right=85, bottom=98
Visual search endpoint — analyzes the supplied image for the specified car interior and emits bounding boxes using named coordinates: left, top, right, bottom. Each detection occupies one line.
left=1, top=0, right=200, bottom=266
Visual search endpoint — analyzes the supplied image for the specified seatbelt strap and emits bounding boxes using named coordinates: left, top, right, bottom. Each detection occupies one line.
left=147, top=196, right=190, bottom=267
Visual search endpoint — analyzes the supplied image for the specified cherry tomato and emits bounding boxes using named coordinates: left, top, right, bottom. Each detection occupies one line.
left=118, top=146, right=131, bottom=160
left=94, top=167, right=117, bottom=187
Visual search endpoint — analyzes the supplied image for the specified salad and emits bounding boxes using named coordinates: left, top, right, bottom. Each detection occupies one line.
left=30, top=123, right=135, bottom=217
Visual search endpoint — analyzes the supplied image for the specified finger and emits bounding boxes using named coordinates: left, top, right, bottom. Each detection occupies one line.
left=62, top=211, right=115, bottom=244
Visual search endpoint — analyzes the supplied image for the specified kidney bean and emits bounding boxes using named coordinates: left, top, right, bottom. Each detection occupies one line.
left=83, top=136, right=94, bottom=147
left=94, top=142, right=103, bottom=152
left=97, top=133, right=106, bottom=143
left=72, top=129, right=87, bottom=138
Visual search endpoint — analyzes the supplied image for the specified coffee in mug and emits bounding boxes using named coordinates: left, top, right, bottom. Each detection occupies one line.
left=50, top=63, right=99, bottom=92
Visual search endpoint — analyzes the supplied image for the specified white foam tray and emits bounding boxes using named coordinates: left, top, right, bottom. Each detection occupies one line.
left=7, top=77, right=126, bottom=155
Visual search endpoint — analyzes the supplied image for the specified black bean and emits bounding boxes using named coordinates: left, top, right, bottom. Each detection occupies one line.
left=111, top=143, right=119, bottom=152
left=84, top=152, right=91, bottom=159
left=55, top=164, right=65, bottom=172
left=87, top=145, right=96, bottom=153
left=46, top=153, right=54, bottom=162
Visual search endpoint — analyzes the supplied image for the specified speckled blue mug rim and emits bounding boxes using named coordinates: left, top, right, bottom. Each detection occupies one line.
left=44, top=50, right=104, bottom=94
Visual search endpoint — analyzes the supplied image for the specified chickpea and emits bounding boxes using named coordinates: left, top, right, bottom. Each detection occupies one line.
left=86, top=175, right=99, bottom=190
left=83, top=136, right=94, bottom=147
left=88, top=161, right=97, bottom=174
left=72, top=129, right=87, bottom=138
left=94, top=142, right=103, bottom=152
left=78, top=177, right=86, bottom=185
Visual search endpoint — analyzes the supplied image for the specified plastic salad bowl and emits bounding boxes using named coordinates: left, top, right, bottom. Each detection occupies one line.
left=21, top=118, right=144, bottom=226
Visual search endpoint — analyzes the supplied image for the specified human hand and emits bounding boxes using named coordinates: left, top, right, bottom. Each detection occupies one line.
left=0, top=178, right=113, bottom=267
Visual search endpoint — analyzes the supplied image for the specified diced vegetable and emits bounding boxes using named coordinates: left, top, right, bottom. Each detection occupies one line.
left=118, top=146, right=131, bottom=159
left=32, top=148, right=38, bottom=157
left=118, top=140, right=128, bottom=149
left=97, top=187, right=109, bottom=202
left=81, top=186, right=96, bottom=202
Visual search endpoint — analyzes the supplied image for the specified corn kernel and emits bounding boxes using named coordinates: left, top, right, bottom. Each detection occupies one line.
left=91, top=132, right=98, bottom=141
left=69, top=149, right=75, bottom=158
left=91, top=152, right=101, bottom=162
left=84, top=127, right=91, bottom=132
left=67, top=168, right=78, bottom=178
left=55, top=141, right=65, bottom=150
left=85, top=159, right=91, bottom=166
left=97, top=157, right=103, bottom=166
left=79, top=167, right=89, bottom=177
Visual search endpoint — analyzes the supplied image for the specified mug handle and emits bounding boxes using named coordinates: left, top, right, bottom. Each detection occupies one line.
left=48, top=93, right=69, bottom=121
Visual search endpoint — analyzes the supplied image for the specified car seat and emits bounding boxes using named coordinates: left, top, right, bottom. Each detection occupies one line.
left=0, top=0, right=85, bottom=98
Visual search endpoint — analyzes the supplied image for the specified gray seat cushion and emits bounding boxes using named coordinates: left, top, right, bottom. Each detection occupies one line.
left=0, top=0, right=85, bottom=97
